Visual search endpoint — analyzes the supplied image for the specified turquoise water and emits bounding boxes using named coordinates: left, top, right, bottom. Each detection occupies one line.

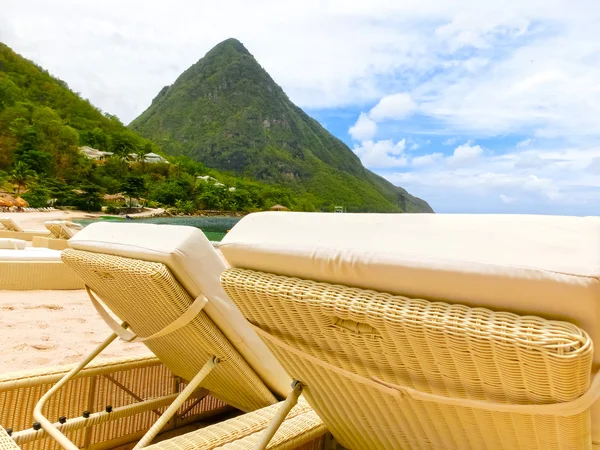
left=74, top=216, right=241, bottom=242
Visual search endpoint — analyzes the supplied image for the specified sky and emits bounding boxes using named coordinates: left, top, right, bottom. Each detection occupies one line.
left=2, top=0, right=600, bottom=215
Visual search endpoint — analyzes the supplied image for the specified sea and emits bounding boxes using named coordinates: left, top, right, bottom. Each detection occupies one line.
left=74, top=216, right=240, bottom=242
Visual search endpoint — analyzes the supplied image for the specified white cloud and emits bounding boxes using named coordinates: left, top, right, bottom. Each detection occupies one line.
left=443, top=137, right=459, bottom=146
left=446, top=143, right=483, bottom=166
left=412, top=152, right=443, bottom=166
left=587, top=157, right=600, bottom=174
left=514, top=151, right=546, bottom=169
left=3, top=0, right=597, bottom=130
left=352, top=139, right=408, bottom=169
left=516, top=138, right=533, bottom=148
left=348, top=112, right=377, bottom=141
left=384, top=144, right=600, bottom=214
left=369, top=93, right=416, bottom=121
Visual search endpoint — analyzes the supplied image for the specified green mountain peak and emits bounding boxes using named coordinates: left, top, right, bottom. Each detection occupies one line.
left=130, top=39, right=433, bottom=212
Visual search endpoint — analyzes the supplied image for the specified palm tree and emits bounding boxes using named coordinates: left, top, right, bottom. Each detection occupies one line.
left=9, top=162, right=36, bottom=195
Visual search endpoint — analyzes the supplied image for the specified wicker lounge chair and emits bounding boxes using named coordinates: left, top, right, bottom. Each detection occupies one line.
left=0, top=218, right=49, bottom=241
left=34, top=222, right=323, bottom=449
left=0, top=248, right=83, bottom=290
left=1, top=355, right=326, bottom=450
left=0, top=218, right=27, bottom=232
left=31, top=221, right=83, bottom=250
left=0, top=355, right=233, bottom=450
left=219, top=212, right=600, bottom=449
left=44, top=220, right=83, bottom=239
left=143, top=397, right=325, bottom=450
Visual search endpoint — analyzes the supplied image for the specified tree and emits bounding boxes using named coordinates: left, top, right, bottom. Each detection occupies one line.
left=121, top=176, right=146, bottom=207
left=110, top=130, right=139, bottom=159
left=9, top=162, right=36, bottom=195
left=22, top=184, right=50, bottom=208
left=74, top=182, right=104, bottom=212
left=45, top=179, right=71, bottom=206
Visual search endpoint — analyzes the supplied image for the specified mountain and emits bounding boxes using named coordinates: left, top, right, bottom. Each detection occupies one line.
left=0, top=42, right=313, bottom=214
left=130, top=38, right=433, bottom=213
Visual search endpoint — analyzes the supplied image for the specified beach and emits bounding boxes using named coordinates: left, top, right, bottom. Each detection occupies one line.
left=0, top=290, right=151, bottom=374
left=0, top=208, right=164, bottom=231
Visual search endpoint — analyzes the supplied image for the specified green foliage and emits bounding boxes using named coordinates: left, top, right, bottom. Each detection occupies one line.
left=121, top=175, right=146, bottom=207
left=9, top=161, right=36, bottom=195
left=73, top=182, right=104, bottom=212
left=130, top=38, right=433, bottom=213
left=21, top=184, right=50, bottom=208
left=148, top=180, right=189, bottom=206
left=105, top=204, right=120, bottom=214
left=174, top=199, right=195, bottom=215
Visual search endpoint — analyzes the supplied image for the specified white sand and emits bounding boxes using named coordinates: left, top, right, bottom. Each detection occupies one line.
left=0, top=290, right=152, bottom=375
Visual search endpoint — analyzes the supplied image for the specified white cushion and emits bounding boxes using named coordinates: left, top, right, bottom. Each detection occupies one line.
left=221, top=211, right=600, bottom=437
left=0, top=248, right=62, bottom=261
left=68, top=222, right=290, bottom=397
left=0, top=238, right=26, bottom=250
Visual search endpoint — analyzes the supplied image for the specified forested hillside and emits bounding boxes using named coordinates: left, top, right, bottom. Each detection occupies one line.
left=0, top=43, right=327, bottom=212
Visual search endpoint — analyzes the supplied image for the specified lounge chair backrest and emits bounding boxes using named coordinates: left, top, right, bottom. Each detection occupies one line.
left=64, top=223, right=290, bottom=412
left=220, top=212, right=600, bottom=449
left=0, top=218, right=23, bottom=232
left=44, top=221, right=82, bottom=239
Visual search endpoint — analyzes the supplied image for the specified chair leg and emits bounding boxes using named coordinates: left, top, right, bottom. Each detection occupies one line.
left=253, top=380, right=303, bottom=450
left=133, top=356, right=219, bottom=449
left=33, top=332, right=120, bottom=450
left=322, top=432, right=345, bottom=450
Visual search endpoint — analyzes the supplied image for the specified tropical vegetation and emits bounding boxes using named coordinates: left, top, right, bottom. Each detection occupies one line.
left=0, top=40, right=432, bottom=213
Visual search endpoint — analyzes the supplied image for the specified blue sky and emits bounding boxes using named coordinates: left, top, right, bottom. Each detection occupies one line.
left=3, top=0, right=600, bottom=215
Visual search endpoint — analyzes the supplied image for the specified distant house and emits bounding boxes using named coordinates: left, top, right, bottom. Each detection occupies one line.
left=197, top=175, right=225, bottom=187
left=128, top=152, right=169, bottom=164
left=80, top=146, right=113, bottom=161
left=142, top=152, right=168, bottom=164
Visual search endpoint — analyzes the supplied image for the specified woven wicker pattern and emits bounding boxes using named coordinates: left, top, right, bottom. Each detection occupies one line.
left=62, top=249, right=276, bottom=413
left=0, top=429, right=18, bottom=450
left=146, top=396, right=326, bottom=450
left=222, top=268, right=594, bottom=450
left=0, top=261, right=84, bottom=290
left=0, top=356, right=228, bottom=450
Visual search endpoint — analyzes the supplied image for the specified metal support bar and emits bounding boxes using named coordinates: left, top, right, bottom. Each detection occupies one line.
left=13, top=390, right=204, bottom=445
left=253, top=380, right=303, bottom=450
left=103, top=374, right=163, bottom=417
left=133, top=356, right=219, bottom=449
left=33, top=332, right=119, bottom=450
left=177, top=389, right=209, bottom=418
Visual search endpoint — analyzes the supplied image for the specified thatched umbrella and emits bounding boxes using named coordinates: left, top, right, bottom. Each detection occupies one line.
left=0, top=198, right=12, bottom=208
left=103, top=193, right=126, bottom=202
left=0, top=194, right=16, bottom=207
left=270, top=204, right=289, bottom=211
left=15, top=197, right=29, bottom=208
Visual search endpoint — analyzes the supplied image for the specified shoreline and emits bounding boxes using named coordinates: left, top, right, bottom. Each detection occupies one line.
left=0, top=208, right=246, bottom=231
